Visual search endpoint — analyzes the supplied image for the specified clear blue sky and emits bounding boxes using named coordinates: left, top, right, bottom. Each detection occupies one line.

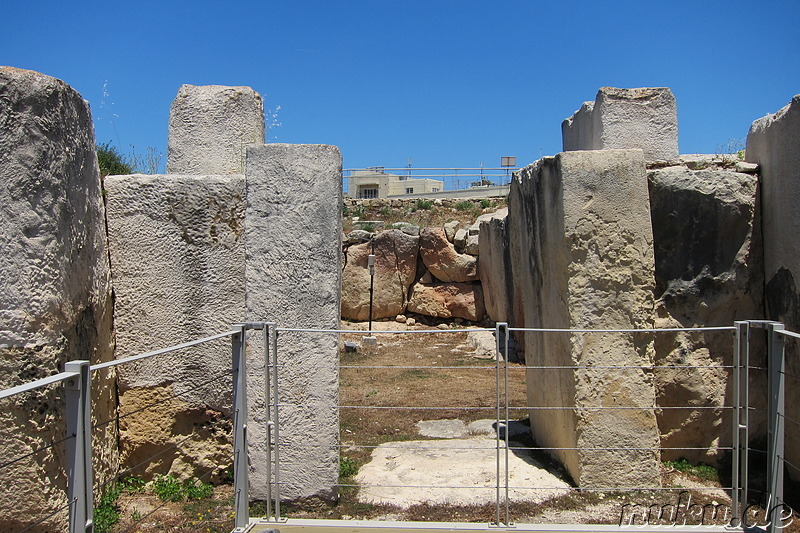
left=3, top=1, right=798, bottom=172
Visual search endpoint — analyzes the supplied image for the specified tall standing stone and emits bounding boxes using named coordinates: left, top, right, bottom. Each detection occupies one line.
left=510, top=149, right=661, bottom=488
left=746, top=94, right=800, bottom=480
left=562, top=87, right=679, bottom=161
left=167, top=84, right=265, bottom=174
left=104, top=173, right=246, bottom=480
left=245, top=143, right=342, bottom=500
left=0, top=67, right=115, bottom=531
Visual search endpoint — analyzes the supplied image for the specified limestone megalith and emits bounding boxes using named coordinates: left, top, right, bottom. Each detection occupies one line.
left=0, top=66, right=116, bottom=531
left=563, top=87, right=679, bottom=161
left=510, top=150, right=661, bottom=488
left=167, top=84, right=265, bottom=174
left=245, top=143, right=342, bottom=501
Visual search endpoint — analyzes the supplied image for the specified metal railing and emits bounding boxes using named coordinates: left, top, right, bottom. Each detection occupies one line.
left=0, top=320, right=797, bottom=532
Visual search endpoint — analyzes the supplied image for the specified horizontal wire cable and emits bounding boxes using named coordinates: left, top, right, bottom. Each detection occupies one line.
left=783, top=458, right=800, bottom=475
left=340, top=365, right=497, bottom=370
left=335, top=404, right=732, bottom=410
left=93, top=370, right=233, bottom=429
left=776, top=329, right=800, bottom=340
left=508, top=326, right=736, bottom=333
left=279, top=328, right=495, bottom=334
left=286, top=441, right=733, bottom=452
left=91, top=330, right=238, bottom=371
left=779, top=413, right=800, bottom=428
left=338, top=364, right=735, bottom=370
left=19, top=499, right=74, bottom=533
left=779, top=370, right=800, bottom=381
left=282, top=480, right=734, bottom=492
left=0, top=433, right=75, bottom=471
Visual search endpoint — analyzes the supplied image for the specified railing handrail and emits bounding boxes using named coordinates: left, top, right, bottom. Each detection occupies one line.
left=0, top=370, right=78, bottom=400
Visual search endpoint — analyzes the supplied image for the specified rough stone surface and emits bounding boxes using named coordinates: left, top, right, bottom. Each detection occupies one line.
left=562, top=87, right=678, bottom=161
left=105, top=173, right=246, bottom=475
left=419, top=227, right=478, bottom=282
left=341, top=230, right=419, bottom=321
left=444, top=220, right=460, bottom=242
left=356, top=438, right=570, bottom=506
left=406, top=282, right=485, bottom=321
left=746, top=94, right=800, bottom=478
left=245, top=143, right=342, bottom=500
left=648, top=167, right=765, bottom=465
left=167, top=84, right=264, bottom=174
left=478, top=208, right=511, bottom=323
left=510, top=150, right=661, bottom=488
left=0, top=67, right=116, bottom=531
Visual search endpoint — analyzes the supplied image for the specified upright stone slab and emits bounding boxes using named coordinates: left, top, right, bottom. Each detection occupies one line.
left=562, top=87, right=678, bottom=161
left=746, top=94, right=800, bottom=479
left=0, top=67, right=115, bottom=531
left=648, top=166, right=765, bottom=465
left=245, top=144, right=342, bottom=500
left=167, top=84, right=265, bottom=174
left=511, top=150, right=661, bottom=488
left=104, top=174, right=246, bottom=480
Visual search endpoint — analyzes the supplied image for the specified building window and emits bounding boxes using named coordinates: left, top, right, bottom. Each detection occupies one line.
left=432, top=188, right=440, bottom=192
left=359, top=188, right=378, bottom=199
left=406, top=187, right=414, bottom=195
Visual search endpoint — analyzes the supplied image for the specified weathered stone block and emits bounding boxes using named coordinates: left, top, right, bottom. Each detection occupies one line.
left=245, top=143, right=342, bottom=500
left=341, top=229, right=419, bottom=321
left=406, top=282, right=485, bottom=322
left=648, top=167, right=765, bottom=464
left=0, top=67, right=115, bottom=530
left=511, top=150, right=661, bottom=488
left=105, top=173, right=246, bottom=479
left=167, top=84, right=264, bottom=174
left=477, top=208, right=511, bottom=323
left=746, top=94, right=800, bottom=479
left=562, top=87, right=678, bottom=161
left=419, top=227, right=478, bottom=282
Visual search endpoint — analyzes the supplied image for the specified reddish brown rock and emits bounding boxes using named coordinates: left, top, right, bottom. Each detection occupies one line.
left=419, top=227, right=478, bottom=282
left=341, top=230, right=419, bottom=320
left=407, top=282, right=485, bottom=321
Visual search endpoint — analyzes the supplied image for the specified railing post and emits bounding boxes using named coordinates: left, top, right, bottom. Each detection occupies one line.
left=767, top=322, right=785, bottom=533
left=263, top=323, right=272, bottom=520
left=65, top=360, right=92, bottom=533
left=232, top=324, right=250, bottom=530
left=731, top=320, right=750, bottom=525
left=270, top=323, right=282, bottom=521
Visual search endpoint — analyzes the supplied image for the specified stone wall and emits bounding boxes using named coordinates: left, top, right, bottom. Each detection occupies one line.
left=0, top=67, right=116, bottom=531
left=104, top=173, right=246, bottom=481
left=509, top=150, right=662, bottom=488
left=562, top=87, right=679, bottom=161
left=245, top=143, right=342, bottom=500
left=746, top=94, right=800, bottom=480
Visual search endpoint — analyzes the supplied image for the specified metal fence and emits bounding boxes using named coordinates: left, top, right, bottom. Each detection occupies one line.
left=0, top=320, right=796, bottom=532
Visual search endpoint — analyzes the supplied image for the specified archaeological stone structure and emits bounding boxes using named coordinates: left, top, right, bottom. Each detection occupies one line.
left=510, top=150, right=662, bottom=487
left=746, top=94, right=800, bottom=479
left=244, top=143, right=342, bottom=500
left=4, top=64, right=800, bottom=524
left=167, top=84, right=265, bottom=174
left=0, top=67, right=117, bottom=531
left=104, top=173, right=246, bottom=481
left=562, top=87, right=678, bottom=161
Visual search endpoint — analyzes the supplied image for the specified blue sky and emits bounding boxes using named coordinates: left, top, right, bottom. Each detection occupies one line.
left=3, top=1, right=798, bottom=172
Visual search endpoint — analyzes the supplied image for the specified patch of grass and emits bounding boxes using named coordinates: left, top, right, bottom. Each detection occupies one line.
left=153, top=474, right=184, bottom=502
left=664, top=459, right=719, bottom=481
left=479, top=198, right=491, bottom=209
left=357, top=222, right=375, bottom=232
left=455, top=200, right=475, bottom=211
left=94, top=484, right=122, bottom=533
left=340, top=456, right=359, bottom=478
left=415, top=199, right=434, bottom=211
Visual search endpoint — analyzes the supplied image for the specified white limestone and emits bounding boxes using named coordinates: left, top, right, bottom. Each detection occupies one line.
left=0, top=66, right=115, bottom=531
left=167, top=84, right=265, bottom=174
left=562, top=87, right=678, bottom=161
left=245, top=143, right=342, bottom=500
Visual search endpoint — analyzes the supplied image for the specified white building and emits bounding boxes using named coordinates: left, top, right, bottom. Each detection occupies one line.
left=348, top=169, right=443, bottom=199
